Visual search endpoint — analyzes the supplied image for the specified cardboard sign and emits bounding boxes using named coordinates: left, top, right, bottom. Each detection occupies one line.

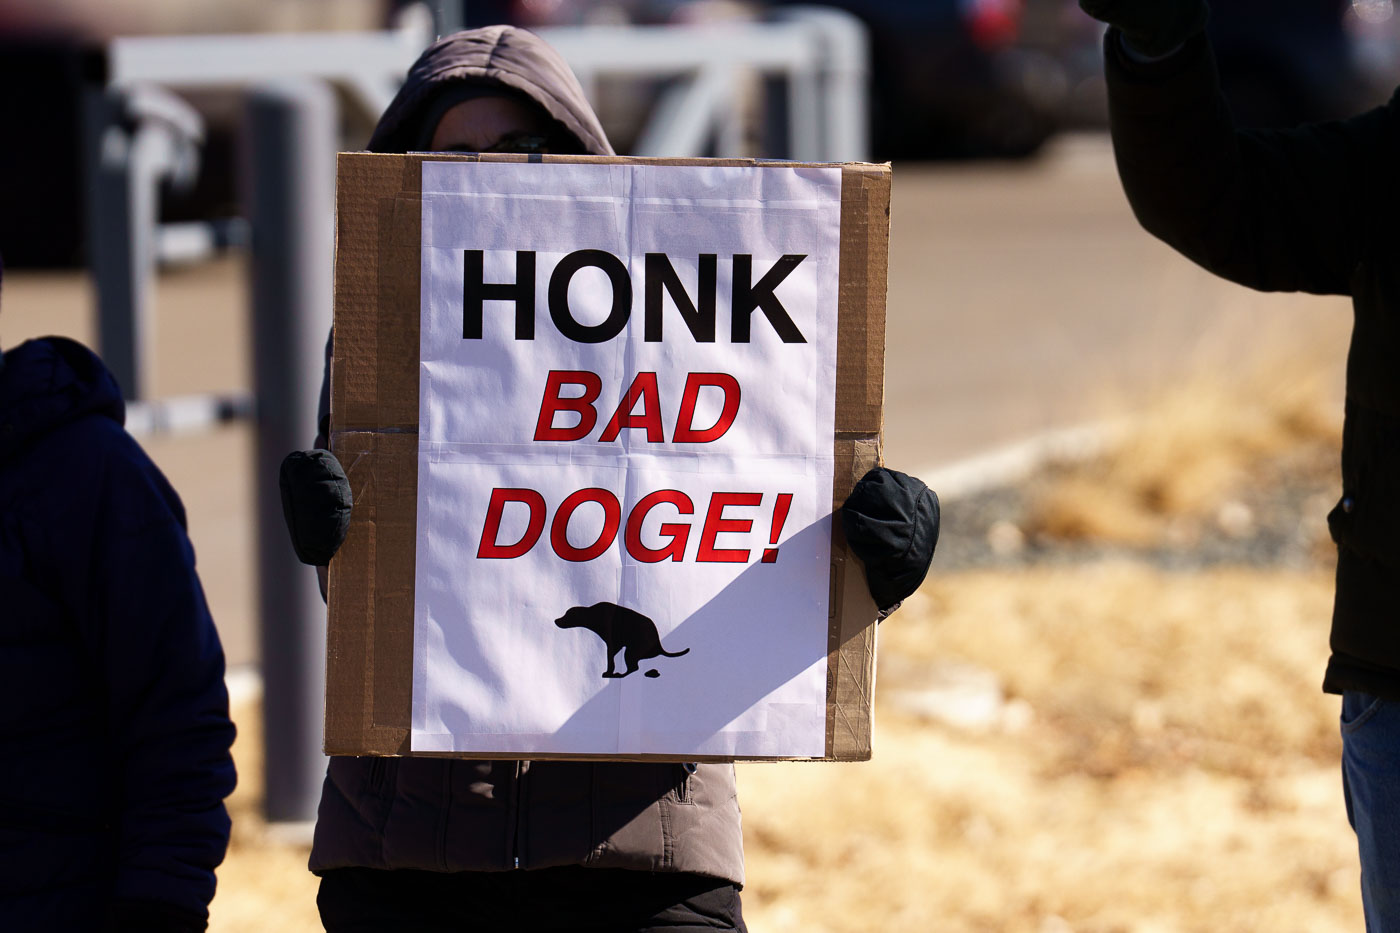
left=327, top=152, right=889, bottom=762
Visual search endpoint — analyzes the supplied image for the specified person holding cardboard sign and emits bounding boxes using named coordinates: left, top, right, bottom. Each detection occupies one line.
left=281, top=26, right=938, bottom=932
left=0, top=252, right=238, bottom=932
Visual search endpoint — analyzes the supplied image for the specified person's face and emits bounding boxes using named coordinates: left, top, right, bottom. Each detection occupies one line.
left=429, top=96, right=553, bottom=153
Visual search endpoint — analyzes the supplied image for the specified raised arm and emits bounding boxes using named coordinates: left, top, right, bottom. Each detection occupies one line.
left=1085, top=1, right=1396, bottom=296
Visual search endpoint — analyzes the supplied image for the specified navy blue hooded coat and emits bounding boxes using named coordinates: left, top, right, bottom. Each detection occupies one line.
left=0, top=337, right=236, bottom=930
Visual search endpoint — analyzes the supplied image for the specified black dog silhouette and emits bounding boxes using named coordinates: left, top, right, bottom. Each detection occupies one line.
left=555, top=602, right=690, bottom=679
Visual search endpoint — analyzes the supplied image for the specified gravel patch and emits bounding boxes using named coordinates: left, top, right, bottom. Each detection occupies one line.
left=933, top=445, right=1341, bottom=572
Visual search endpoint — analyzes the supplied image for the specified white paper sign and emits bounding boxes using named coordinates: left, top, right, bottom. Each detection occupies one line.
left=411, top=161, right=842, bottom=757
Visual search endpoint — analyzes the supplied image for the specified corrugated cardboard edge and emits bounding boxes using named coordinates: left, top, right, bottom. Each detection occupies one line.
left=327, top=152, right=890, bottom=761
left=326, top=151, right=426, bottom=757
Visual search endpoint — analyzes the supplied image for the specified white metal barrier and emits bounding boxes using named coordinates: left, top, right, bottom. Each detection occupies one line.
left=104, top=5, right=868, bottom=167
left=537, top=7, right=869, bottom=161
left=106, top=6, right=436, bottom=127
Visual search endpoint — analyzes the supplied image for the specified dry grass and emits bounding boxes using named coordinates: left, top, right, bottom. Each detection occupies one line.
left=731, top=347, right=1358, bottom=932
left=739, top=568, right=1355, bottom=933
left=1024, top=357, right=1341, bottom=549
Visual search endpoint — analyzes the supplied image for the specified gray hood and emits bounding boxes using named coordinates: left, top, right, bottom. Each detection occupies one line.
left=367, top=25, right=614, bottom=157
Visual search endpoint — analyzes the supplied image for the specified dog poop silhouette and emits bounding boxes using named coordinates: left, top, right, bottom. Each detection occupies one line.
left=555, top=601, right=690, bottom=679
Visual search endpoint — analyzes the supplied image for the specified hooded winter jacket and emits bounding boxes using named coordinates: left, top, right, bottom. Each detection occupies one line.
left=0, top=337, right=236, bottom=929
left=308, top=26, right=745, bottom=885
left=1102, top=33, right=1400, bottom=698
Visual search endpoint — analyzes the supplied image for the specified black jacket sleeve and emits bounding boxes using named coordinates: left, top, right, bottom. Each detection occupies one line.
left=1103, top=29, right=1398, bottom=297
left=87, top=427, right=237, bottom=921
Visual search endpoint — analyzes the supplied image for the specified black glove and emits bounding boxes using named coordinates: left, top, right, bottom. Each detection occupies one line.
left=1079, top=0, right=1208, bottom=59
left=841, top=467, right=939, bottom=613
left=279, top=449, right=352, bottom=566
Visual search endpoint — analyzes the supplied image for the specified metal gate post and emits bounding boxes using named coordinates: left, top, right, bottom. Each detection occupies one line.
left=85, top=86, right=201, bottom=399
left=84, top=89, right=153, bottom=400
left=84, top=85, right=204, bottom=401
left=774, top=7, right=871, bottom=163
left=245, top=79, right=336, bottom=823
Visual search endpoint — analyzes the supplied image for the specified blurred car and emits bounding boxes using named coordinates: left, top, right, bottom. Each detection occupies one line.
left=770, top=0, right=1063, bottom=159
left=805, top=0, right=1394, bottom=154
left=453, top=0, right=1071, bottom=159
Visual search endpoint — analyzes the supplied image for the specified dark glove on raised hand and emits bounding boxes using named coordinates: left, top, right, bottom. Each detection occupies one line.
left=279, top=449, right=352, bottom=566
left=1079, top=0, right=1208, bottom=59
left=841, top=467, right=939, bottom=613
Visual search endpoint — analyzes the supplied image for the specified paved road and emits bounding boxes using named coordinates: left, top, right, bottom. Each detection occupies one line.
left=0, top=134, right=1353, bottom=667
left=881, top=134, right=1350, bottom=474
